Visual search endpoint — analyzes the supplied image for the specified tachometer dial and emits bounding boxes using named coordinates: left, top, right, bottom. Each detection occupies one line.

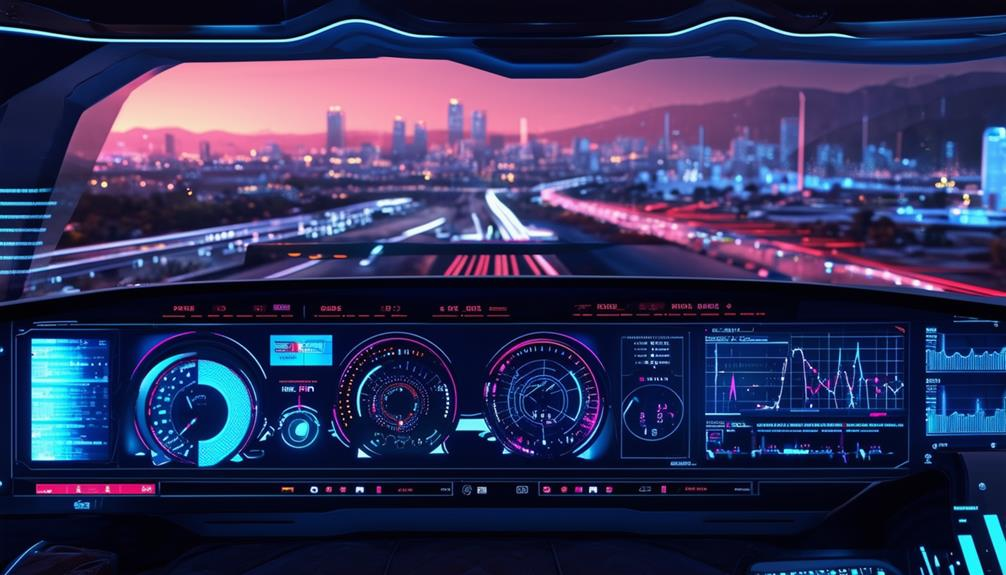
left=333, top=334, right=458, bottom=456
left=483, top=334, right=605, bottom=458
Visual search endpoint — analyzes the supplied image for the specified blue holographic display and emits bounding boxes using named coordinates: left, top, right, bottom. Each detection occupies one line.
left=269, top=335, right=333, bottom=366
left=30, top=338, right=111, bottom=461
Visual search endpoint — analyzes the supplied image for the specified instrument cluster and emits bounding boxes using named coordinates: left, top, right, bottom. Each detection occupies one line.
left=123, top=329, right=615, bottom=467
left=3, top=277, right=1004, bottom=521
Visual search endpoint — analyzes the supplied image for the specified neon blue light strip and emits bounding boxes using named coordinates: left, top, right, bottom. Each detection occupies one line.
left=0, top=16, right=858, bottom=45
left=0, top=228, right=46, bottom=233
left=0, top=201, right=56, bottom=206
left=2, top=540, right=47, bottom=575
left=959, top=534, right=985, bottom=575
left=0, top=19, right=442, bottom=44
left=0, top=188, right=52, bottom=194
left=920, top=545, right=934, bottom=575
left=985, top=514, right=1006, bottom=574
left=0, top=215, right=50, bottom=220
left=594, top=16, right=855, bottom=39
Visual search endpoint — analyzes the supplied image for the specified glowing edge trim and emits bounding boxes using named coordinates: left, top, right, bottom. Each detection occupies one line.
left=0, top=16, right=856, bottom=45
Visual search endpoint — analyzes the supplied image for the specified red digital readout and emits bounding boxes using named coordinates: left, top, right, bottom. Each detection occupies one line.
left=35, top=483, right=156, bottom=496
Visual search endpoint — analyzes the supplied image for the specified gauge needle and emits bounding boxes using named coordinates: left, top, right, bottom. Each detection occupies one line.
left=180, top=417, right=198, bottom=436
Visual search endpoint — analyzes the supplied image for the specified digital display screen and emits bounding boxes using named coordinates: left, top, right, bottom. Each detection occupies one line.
left=269, top=335, right=333, bottom=366
left=29, top=338, right=111, bottom=462
left=703, top=325, right=908, bottom=467
left=925, top=324, right=1006, bottom=443
left=620, top=335, right=689, bottom=461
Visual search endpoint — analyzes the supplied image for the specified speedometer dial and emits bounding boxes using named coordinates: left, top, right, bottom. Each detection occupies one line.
left=483, top=334, right=605, bottom=458
left=333, top=334, right=458, bottom=456
left=138, top=355, right=258, bottom=466
left=134, top=333, right=262, bottom=467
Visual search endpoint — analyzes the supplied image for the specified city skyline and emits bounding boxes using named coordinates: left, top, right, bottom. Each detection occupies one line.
left=108, top=57, right=1006, bottom=136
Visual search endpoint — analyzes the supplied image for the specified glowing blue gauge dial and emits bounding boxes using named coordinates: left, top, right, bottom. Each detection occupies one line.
left=333, top=334, right=458, bottom=456
left=484, top=334, right=605, bottom=458
left=622, top=384, right=685, bottom=442
left=137, top=353, right=257, bottom=466
left=277, top=405, right=321, bottom=449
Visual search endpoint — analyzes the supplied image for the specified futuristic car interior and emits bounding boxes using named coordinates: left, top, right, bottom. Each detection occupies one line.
left=2, top=1, right=1006, bottom=574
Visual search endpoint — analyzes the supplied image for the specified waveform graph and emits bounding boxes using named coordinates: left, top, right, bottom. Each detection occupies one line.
left=705, top=327, right=905, bottom=415
left=705, top=418, right=908, bottom=467
left=926, top=331, right=1006, bottom=373
left=926, top=384, right=1006, bottom=436
left=705, top=337, right=790, bottom=414
left=925, top=327, right=1006, bottom=438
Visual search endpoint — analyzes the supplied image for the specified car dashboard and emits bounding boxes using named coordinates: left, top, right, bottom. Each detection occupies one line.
left=0, top=277, right=1004, bottom=573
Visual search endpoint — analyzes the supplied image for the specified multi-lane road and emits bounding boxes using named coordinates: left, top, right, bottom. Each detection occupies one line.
left=229, top=188, right=755, bottom=281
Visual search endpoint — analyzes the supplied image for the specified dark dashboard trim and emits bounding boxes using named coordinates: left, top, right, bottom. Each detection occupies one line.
left=2, top=276, right=1003, bottom=319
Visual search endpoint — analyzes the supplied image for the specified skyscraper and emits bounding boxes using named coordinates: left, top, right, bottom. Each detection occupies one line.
left=945, top=140, right=957, bottom=175
left=519, top=118, right=528, bottom=147
left=572, top=137, right=591, bottom=171
left=447, top=98, right=464, bottom=146
left=697, top=125, right=705, bottom=167
left=982, top=127, right=1006, bottom=210
left=326, top=106, right=345, bottom=151
left=413, top=121, right=428, bottom=159
left=663, top=112, right=670, bottom=156
left=861, top=114, right=870, bottom=170
left=199, top=141, right=212, bottom=164
left=796, top=92, right=806, bottom=191
left=164, top=133, right=176, bottom=159
left=391, top=116, right=407, bottom=159
left=779, top=116, right=799, bottom=171
left=472, top=110, right=487, bottom=145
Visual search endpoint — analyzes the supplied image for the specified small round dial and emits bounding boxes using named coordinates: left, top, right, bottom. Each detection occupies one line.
left=483, top=334, right=605, bottom=458
left=622, top=384, right=684, bottom=442
left=278, top=405, right=321, bottom=449
left=333, top=334, right=458, bottom=456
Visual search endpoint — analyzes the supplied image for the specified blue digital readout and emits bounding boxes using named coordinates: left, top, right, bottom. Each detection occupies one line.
left=30, top=338, right=111, bottom=461
left=269, top=335, right=333, bottom=366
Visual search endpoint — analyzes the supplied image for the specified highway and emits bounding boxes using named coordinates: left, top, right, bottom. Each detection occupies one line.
left=22, top=198, right=415, bottom=293
left=234, top=188, right=754, bottom=280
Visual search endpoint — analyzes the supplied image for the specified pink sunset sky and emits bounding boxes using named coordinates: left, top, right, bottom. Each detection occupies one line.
left=110, top=57, right=1006, bottom=135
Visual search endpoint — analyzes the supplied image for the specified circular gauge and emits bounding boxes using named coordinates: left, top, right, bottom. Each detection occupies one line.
left=278, top=405, right=321, bottom=449
left=483, top=334, right=605, bottom=458
left=333, top=334, right=458, bottom=456
left=134, top=333, right=261, bottom=467
left=622, top=384, right=684, bottom=442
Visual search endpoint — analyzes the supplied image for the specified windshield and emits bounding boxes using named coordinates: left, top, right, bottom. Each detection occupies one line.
left=21, top=57, right=1006, bottom=300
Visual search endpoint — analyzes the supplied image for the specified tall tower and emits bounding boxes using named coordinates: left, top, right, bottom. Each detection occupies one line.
left=391, top=116, right=407, bottom=159
left=779, top=116, right=799, bottom=171
left=519, top=117, right=528, bottom=147
left=663, top=112, right=670, bottom=156
left=861, top=114, right=870, bottom=170
left=326, top=106, right=345, bottom=150
left=698, top=125, right=705, bottom=168
left=413, top=121, right=428, bottom=159
left=472, top=110, right=487, bottom=145
left=982, top=127, right=1006, bottom=210
left=447, top=98, right=464, bottom=147
left=164, top=133, right=176, bottom=159
left=797, top=92, right=806, bottom=191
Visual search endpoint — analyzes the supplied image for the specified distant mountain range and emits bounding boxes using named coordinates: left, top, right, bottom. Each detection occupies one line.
left=105, top=71, right=1006, bottom=169
left=537, top=71, right=1006, bottom=169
